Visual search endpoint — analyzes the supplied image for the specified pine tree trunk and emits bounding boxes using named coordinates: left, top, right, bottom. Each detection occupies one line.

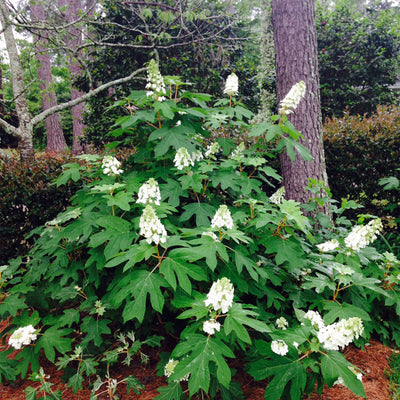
left=0, top=0, right=34, bottom=161
left=272, top=0, right=329, bottom=212
left=59, top=0, right=87, bottom=155
left=30, top=0, right=67, bottom=154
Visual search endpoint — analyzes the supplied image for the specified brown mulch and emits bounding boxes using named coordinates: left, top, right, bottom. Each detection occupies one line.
left=0, top=317, right=395, bottom=399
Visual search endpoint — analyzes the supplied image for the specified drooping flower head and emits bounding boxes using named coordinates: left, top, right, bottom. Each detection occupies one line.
left=204, top=277, right=234, bottom=314
left=344, top=218, right=383, bottom=252
left=102, top=156, right=123, bottom=176
left=271, top=340, right=289, bottom=356
left=174, top=147, right=194, bottom=170
left=203, top=319, right=221, bottom=335
left=278, top=81, right=306, bottom=115
left=137, top=178, right=161, bottom=206
left=146, top=59, right=166, bottom=101
left=139, top=205, right=167, bottom=245
left=211, top=205, right=234, bottom=230
left=9, top=325, right=37, bottom=350
left=224, top=72, right=239, bottom=97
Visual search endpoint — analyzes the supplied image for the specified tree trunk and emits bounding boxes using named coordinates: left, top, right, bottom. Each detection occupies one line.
left=59, top=0, right=87, bottom=155
left=30, top=0, right=67, bottom=154
left=0, top=0, right=34, bottom=161
left=272, top=0, right=329, bottom=211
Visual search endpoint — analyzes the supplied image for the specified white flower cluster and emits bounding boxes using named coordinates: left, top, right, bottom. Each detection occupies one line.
left=191, top=150, right=204, bottom=162
left=137, top=178, right=161, bottom=206
left=303, top=310, right=325, bottom=331
left=278, top=81, right=306, bottom=115
left=9, top=325, right=37, bottom=350
left=211, top=205, right=234, bottom=230
left=316, top=238, right=340, bottom=252
left=203, top=319, right=221, bottom=335
left=204, top=277, right=234, bottom=314
left=271, top=339, right=289, bottom=356
left=230, top=142, right=245, bottom=162
left=145, top=59, right=166, bottom=101
left=317, top=317, right=364, bottom=351
left=102, top=156, right=123, bottom=176
left=224, top=72, right=239, bottom=97
left=344, top=218, right=383, bottom=252
left=269, top=187, right=285, bottom=205
left=139, top=205, right=167, bottom=245
left=205, top=142, right=220, bottom=158
left=164, top=359, right=189, bottom=382
left=275, top=316, right=289, bottom=330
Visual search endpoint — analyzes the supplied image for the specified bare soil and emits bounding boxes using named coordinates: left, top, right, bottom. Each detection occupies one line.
left=0, top=318, right=395, bottom=400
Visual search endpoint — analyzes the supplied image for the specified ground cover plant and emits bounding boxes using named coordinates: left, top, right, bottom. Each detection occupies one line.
left=1, top=62, right=400, bottom=400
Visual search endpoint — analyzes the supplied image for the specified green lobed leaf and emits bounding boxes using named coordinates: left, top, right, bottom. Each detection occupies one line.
left=35, top=327, right=73, bottom=363
left=321, top=351, right=366, bottom=397
left=154, top=381, right=184, bottom=400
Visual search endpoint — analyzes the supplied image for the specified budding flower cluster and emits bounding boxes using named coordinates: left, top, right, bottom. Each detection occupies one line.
left=230, top=142, right=245, bottom=162
left=203, top=319, right=221, bottom=335
left=278, top=81, right=306, bottom=115
left=211, top=205, right=234, bottom=230
left=275, top=316, right=289, bottom=330
left=102, top=156, right=123, bottom=176
left=223, top=72, right=239, bottom=97
left=9, top=325, right=37, bottom=350
left=269, top=186, right=285, bottom=205
left=145, top=59, right=166, bottom=101
left=139, top=205, right=167, bottom=245
left=137, top=178, right=161, bottom=206
left=344, top=218, right=383, bottom=252
left=271, top=339, right=289, bottom=356
left=204, top=277, right=234, bottom=314
left=205, top=142, right=220, bottom=158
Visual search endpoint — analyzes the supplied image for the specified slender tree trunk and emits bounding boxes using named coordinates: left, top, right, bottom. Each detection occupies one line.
left=272, top=0, right=329, bottom=211
left=30, top=0, right=67, bottom=153
left=0, top=0, right=34, bottom=161
left=59, top=0, right=87, bottom=155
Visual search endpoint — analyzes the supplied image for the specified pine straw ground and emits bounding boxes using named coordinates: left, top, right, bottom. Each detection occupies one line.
left=0, top=318, right=395, bottom=400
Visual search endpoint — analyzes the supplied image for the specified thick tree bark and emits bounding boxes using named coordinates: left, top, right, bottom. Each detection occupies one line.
left=272, top=0, right=329, bottom=211
left=59, top=0, right=87, bottom=155
left=0, top=0, right=34, bottom=161
left=30, top=0, right=67, bottom=153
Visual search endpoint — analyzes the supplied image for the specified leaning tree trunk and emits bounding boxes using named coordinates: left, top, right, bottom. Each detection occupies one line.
left=0, top=0, right=34, bottom=161
left=30, top=0, right=67, bottom=154
left=272, top=0, right=329, bottom=212
left=59, top=0, right=87, bottom=155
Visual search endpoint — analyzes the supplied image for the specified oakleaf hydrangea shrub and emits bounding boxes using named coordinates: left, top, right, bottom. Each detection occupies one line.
left=1, top=66, right=400, bottom=399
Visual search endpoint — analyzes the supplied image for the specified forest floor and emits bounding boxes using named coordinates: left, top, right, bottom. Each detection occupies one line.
left=0, top=317, right=396, bottom=400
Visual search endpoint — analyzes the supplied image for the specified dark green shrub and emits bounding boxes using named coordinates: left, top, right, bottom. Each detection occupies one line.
left=323, top=105, right=400, bottom=221
left=0, top=153, right=79, bottom=264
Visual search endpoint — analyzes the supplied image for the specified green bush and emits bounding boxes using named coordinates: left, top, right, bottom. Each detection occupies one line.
left=0, top=153, right=79, bottom=264
left=323, top=105, right=400, bottom=222
left=1, top=75, right=400, bottom=399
